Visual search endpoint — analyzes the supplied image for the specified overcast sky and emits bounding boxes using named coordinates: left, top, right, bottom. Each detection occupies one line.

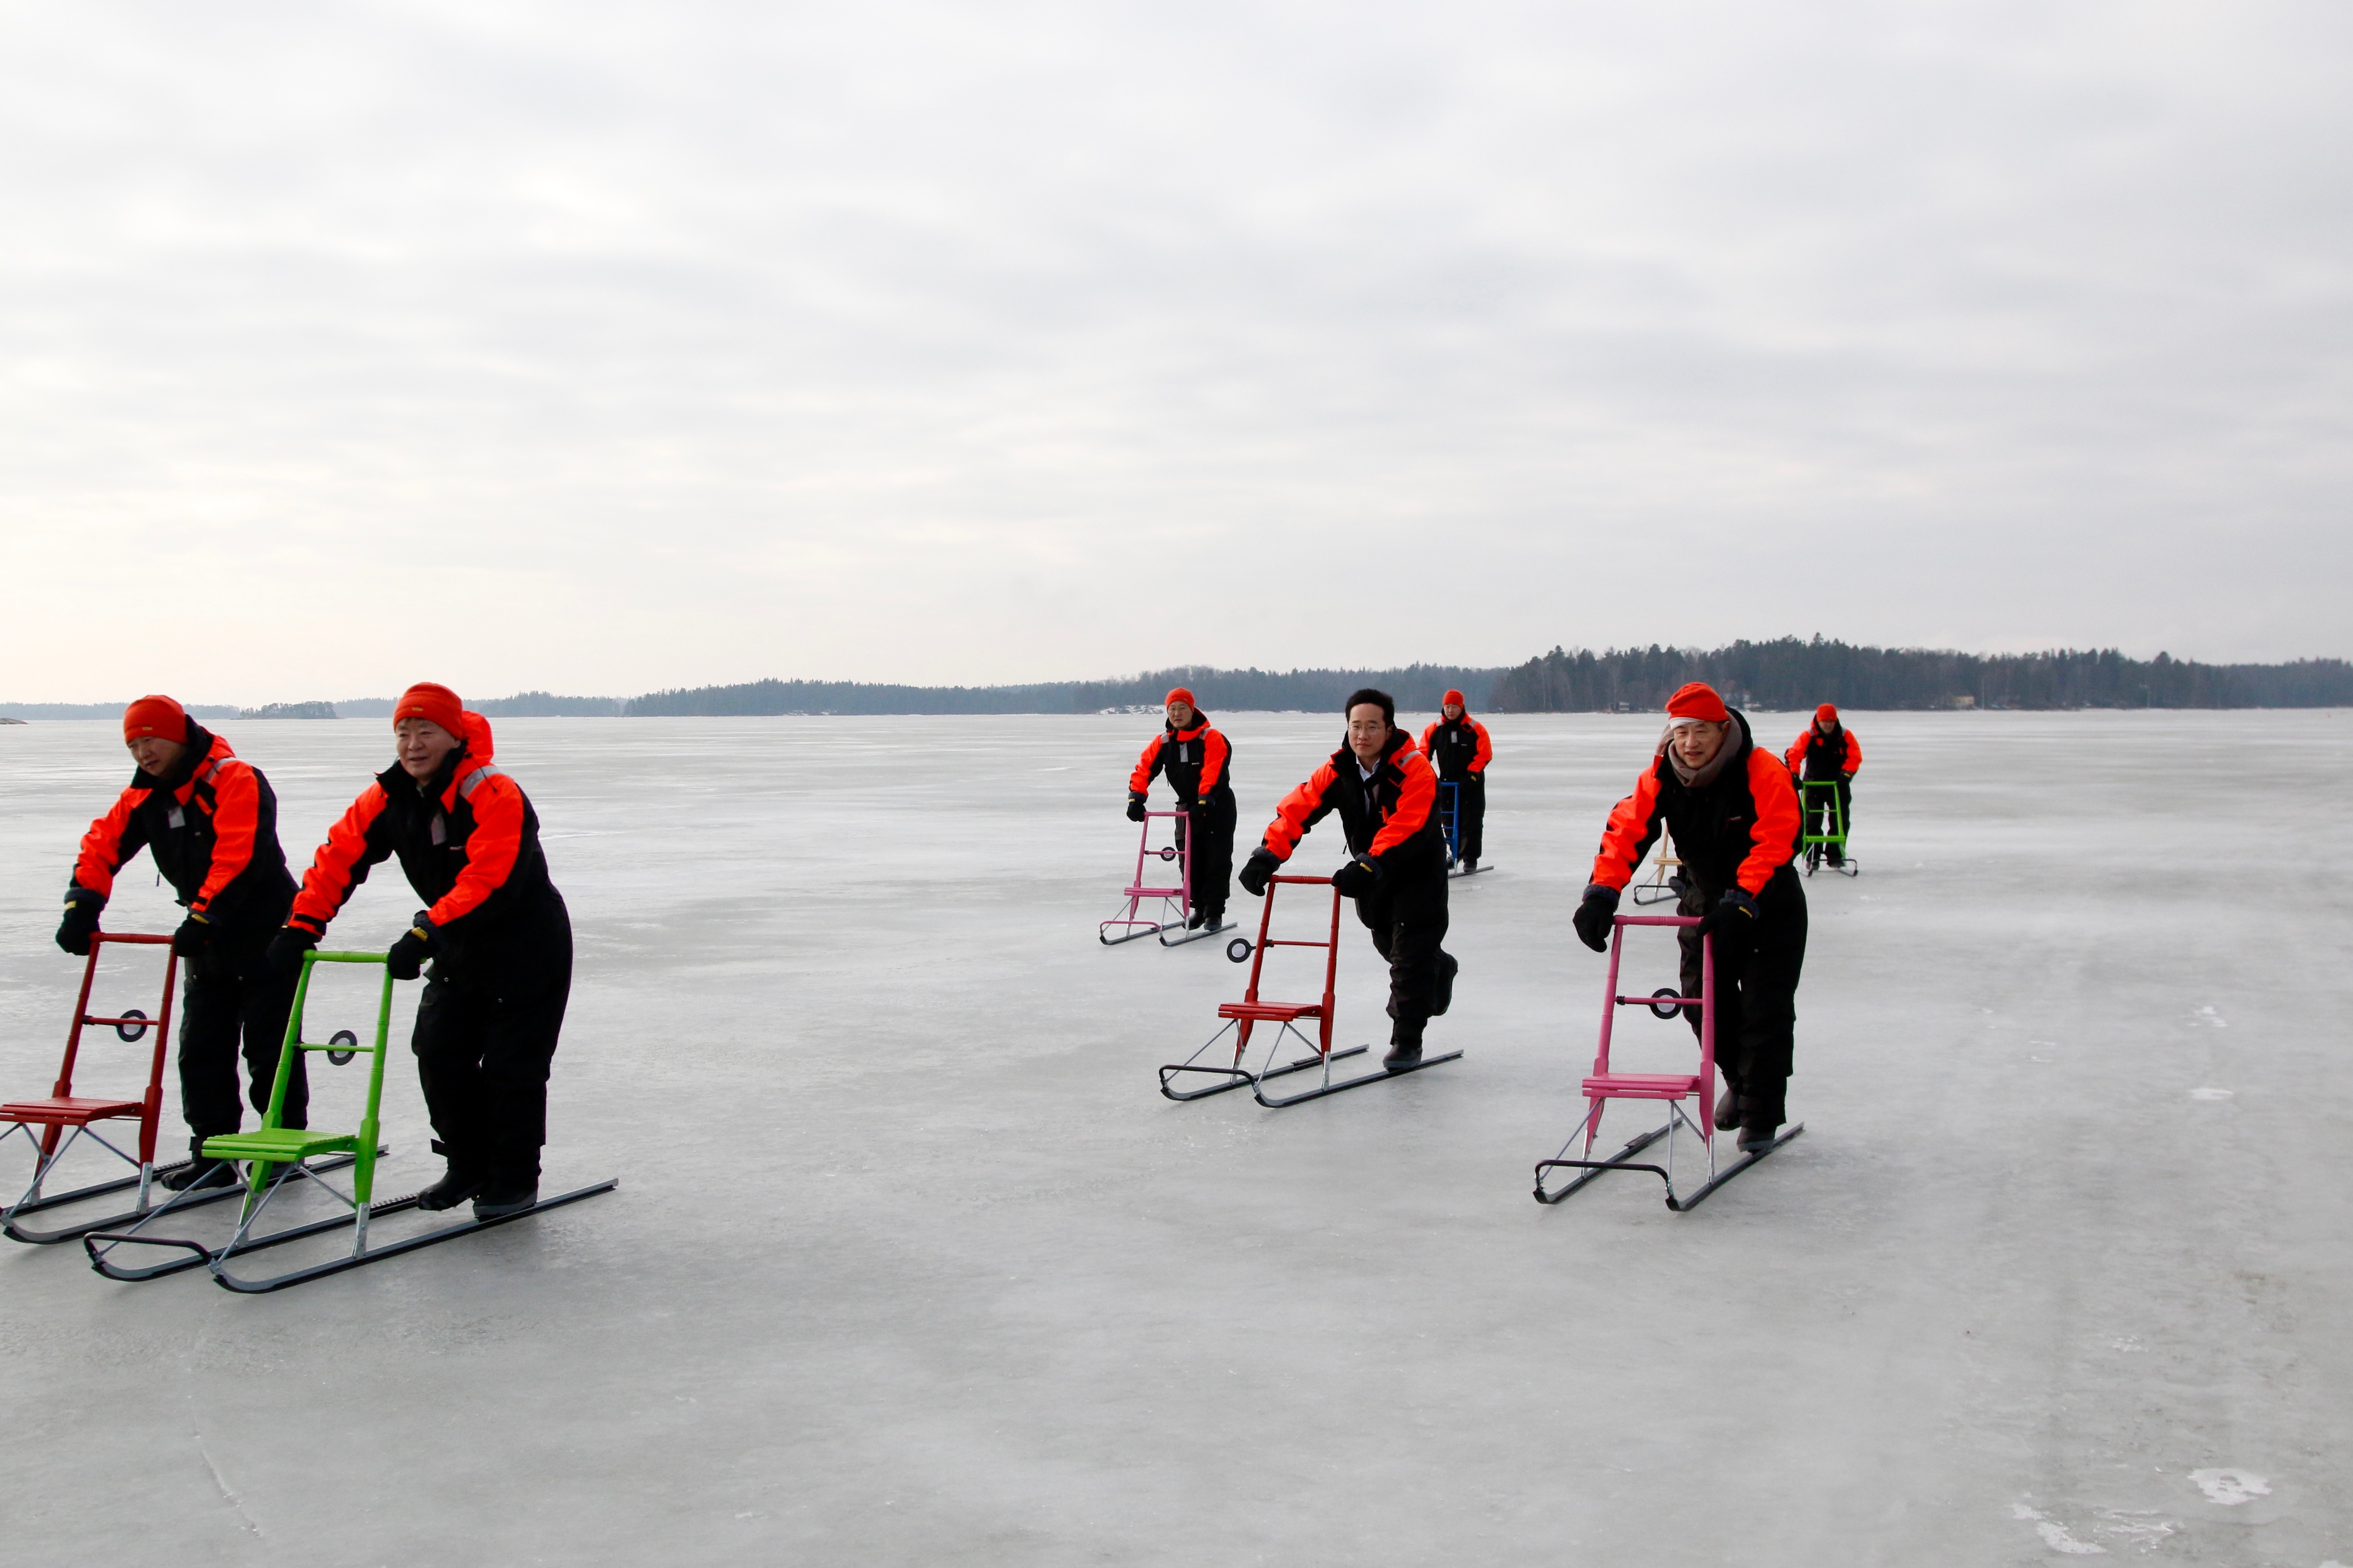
left=2, top=1, right=2348, bottom=704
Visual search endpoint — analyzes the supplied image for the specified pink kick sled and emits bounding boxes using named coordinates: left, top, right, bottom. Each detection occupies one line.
left=1533, top=911, right=1801, bottom=1210
left=1099, top=809, right=1228, bottom=947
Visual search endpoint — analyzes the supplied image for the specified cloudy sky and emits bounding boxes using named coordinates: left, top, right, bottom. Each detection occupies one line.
left=2, top=1, right=2347, bottom=703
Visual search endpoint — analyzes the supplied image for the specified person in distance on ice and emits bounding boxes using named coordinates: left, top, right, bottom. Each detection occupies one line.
left=270, top=683, right=571, bottom=1220
left=1785, top=703, right=1861, bottom=866
left=56, top=696, right=307, bottom=1191
left=1126, top=686, right=1236, bottom=931
left=1418, top=689, right=1493, bottom=870
left=1237, top=688, right=1458, bottom=1070
left=1571, top=682, right=1806, bottom=1152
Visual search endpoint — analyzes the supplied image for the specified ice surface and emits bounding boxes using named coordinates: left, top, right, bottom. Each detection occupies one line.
left=1, top=710, right=2348, bottom=1564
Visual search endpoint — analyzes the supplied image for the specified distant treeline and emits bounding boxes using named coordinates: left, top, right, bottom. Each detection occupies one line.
left=1487, top=638, right=2353, bottom=712
left=623, top=665, right=1501, bottom=717
left=7, top=642, right=2349, bottom=723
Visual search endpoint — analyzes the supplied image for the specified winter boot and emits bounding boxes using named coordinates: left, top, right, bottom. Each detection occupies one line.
left=161, top=1155, right=238, bottom=1192
left=473, top=1178, right=540, bottom=1220
left=417, top=1163, right=489, bottom=1212
left=1186, top=911, right=1207, bottom=930
left=1383, top=1037, right=1424, bottom=1072
left=1736, top=1118, right=1782, bottom=1154
left=1432, top=952, right=1459, bottom=1017
left=1714, top=1086, right=1744, bottom=1132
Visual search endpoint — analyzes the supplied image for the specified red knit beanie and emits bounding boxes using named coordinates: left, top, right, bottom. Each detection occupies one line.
left=122, top=695, right=188, bottom=744
left=393, top=682, right=465, bottom=736
left=1442, top=689, right=1466, bottom=707
left=1165, top=687, right=1196, bottom=709
left=1816, top=703, right=1838, bottom=724
left=1664, top=682, right=1730, bottom=724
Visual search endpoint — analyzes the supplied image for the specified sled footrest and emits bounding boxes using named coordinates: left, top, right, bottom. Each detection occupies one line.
left=201, top=1127, right=362, bottom=1162
left=2, top=1097, right=144, bottom=1127
left=1217, top=1002, right=1322, bottom=1024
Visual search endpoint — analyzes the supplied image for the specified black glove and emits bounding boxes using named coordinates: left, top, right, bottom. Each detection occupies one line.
left=171, top=911, right=212, bottom=958
left=55, top=888, right=104, bottom=956
left=1238, top=847, right=1281, bottom=898
left=385, top=914, right=436, bottom=981
left=1571, top=883, right=1619, bottom=953
left=1694, top=886, right=1760, bottom=940
left=267, top=924, right=319, bottom=975
left=1331, top=854, right=1382, bottom=899
left=1126, top=794, right=1147, bottom=823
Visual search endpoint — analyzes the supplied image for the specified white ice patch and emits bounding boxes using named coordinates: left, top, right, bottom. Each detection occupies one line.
left=2013, top=1504, right=2107, bottom=1554
left=2187, top=1468, right=2268, bottom=1505
left=2190, top=1087, right=2235, bottom=1101
left=2190, top=1006, right=2227, bottom=1028
left=2110, top=1336, right=2147, bottom=1352
left=2098, top=1511, right=2177, bottom=1550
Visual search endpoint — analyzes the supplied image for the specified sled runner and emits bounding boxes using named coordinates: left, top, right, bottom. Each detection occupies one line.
left=1100, top=810, right=1215, bottom=945
left=85, top=949, right=612, bottom=1291
left=1799, top=780, right=1859, bottom=877
left=1438, top=782, right=1488, bottom=877
left=1159, top=874, right=1460, bottom=1107
left=1533, top=912, right=1801, bottom=1210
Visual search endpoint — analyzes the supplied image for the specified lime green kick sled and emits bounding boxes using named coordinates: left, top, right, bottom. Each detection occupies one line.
left=1798, top=779, right=1860, bottom=878
left=85, top=950, right=615, bottom=1293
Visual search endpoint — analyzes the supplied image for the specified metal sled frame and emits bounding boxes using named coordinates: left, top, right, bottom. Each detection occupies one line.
left=1533, top=914, right=1801, bottom=1210
left=1101, top=810, right=1202, bottom=945
left=86, top=950, right=614, bottom=1291
left=1159, top=874, right=1460, bottom=1107
left=1630, top=830, right=1686, bottom=907
left=1438, top=781, right=1489, bottom=877
left=1799, top=780, right=1859, bottom=877
left=2, top=933, right=200, bottom=1244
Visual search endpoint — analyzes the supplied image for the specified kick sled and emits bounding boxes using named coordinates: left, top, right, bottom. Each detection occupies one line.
left=1629, top=828, right=1685, bottom=907
left=1799, top=780, right=1859, bottom=878
left=1159, top=873, right=1460, bottom=1107
left=1439, top=781, right=1489, bottom=878
left=1532, top=912, right=1801, bottom=1210
left=1100, top=809, right=1230, bottom=947
left=86, top=948, right=613, bottom=1292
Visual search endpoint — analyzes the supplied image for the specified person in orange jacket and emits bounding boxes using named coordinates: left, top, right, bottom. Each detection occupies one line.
left=269, top=683, right=571, bottom=1220
left=1418, top=689, right=1492, bottom=871
left=1570, top=682, right=1806, bottom=1150
left=1785, top=704, right=1862, bottom=866
left=1126, top=686, right=1236, bottom=930
left=56, top=696, right=306, bottom=1191
left=1237, top=688, right=1457, bottom=1069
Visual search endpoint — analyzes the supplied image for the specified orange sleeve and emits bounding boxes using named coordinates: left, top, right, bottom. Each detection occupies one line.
left=189, top=761, right=258, bottom=915
left=1418, top=721, right=1437, bottom=752
left=1843, top=731, right=1862, bottom=774
left=1196, top=729, right=1230, bottom=796
left=1369, top=748, right=1436, bottom=857
left=289, top=783, right=393, bottom=934
left=71, top=788, right=147, bottom=899
left=1785, top=729, right=1809, bottom=774
left=1470, top=720, right=1492, bottom=774
left=1736, top=750, right=1801, bottom=894
left=1261, top=762, right=1338, bottom=862
left=1588, top=769, right=1665, bottom=891
left=1127, top=735, right=1164, bottom=796
left=426, top=774, right=525, bottom=925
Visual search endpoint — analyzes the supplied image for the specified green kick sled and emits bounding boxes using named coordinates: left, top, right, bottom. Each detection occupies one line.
left=86, top=949, right=615, bottom=1292
left=1798, top=779, right=1859, bottom=878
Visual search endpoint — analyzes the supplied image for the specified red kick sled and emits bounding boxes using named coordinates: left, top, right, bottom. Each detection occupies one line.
left=1532, top=911, right=1801, bottom=1210
left=1159, top=873, right=1460, bottom=1107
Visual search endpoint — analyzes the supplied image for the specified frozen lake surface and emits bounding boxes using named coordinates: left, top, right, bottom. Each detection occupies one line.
left=1, top=709, right=2347, bottom=1565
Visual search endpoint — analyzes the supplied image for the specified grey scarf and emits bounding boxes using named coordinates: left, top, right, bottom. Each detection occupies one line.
left=1658, top=723, right=1738, bottom=790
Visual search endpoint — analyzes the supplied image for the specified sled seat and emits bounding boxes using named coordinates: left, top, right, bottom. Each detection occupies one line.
left=1218, top=1001, right=1322, bottom=1024
left=201, top=1127, right=361, bottom=1164
left=1581, top=1073, right=1700, bottom=1101
left=2, top=1096, right=144, bottom=1128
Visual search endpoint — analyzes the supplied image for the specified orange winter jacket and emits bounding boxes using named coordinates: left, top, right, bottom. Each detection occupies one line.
left=1129, top=719, right=1233, bottom=806
left=1591, top=712, right=1800, bottom=899
left=71, top=721, right=294, bottom=934
left=1259, top=729, right=1444, bottom=875
left=1418, top=715, right=1492, bottom=782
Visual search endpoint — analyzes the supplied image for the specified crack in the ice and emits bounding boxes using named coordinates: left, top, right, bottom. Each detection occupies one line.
left=196, top=1435, right=264, bottom=1536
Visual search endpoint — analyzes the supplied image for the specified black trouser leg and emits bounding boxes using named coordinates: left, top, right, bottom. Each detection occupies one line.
left=1356, top=867, right=1450, bottom=1046
left=177, top=954, right=306, bottom=1144
left=413, top=933, right=572, bottom=1186
left=1458, top=776, right=1485, bottom=861
left=1679, top=875, right=1807, bottom=1128
left=1186, top=795, right=1236, bottom=919
left=1835, top=780, right=1853, bottom=840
